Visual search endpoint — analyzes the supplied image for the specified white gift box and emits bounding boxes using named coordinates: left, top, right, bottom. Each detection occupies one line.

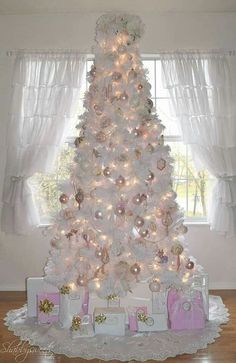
left=94, top=307, right=126, bottom=336
left=27, top=277, right=58, bottom=317
left=71, top=315, right=94, bottom=338
left=59, top=292, right=82, bottom=328
left=192, top=273, right=209, bottom=320
left=137, top=312, right=168, bottom=332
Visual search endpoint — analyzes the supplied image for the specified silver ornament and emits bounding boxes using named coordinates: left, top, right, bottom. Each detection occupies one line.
left=115, top=205, right=125, bottom=216
left=120, top=92, right=128, bottom=101
left=149, top=280, right=161, bottom=292
left=95, top=210, right=103, bottom=219
left=132, top=194, right=142, bottom=205
left=130, top=263, right=141, bottom=275
left=116, top=175, right=125, bottom=187
left=139, top=229, right=149, bottom=238
left=103, top=167, right=111, bottom=177
left=135, top=216, right=144, bottom=227
left=95, top=248, right=103, bottom=258
left=146, top=171, right=155, bottom=181
left=77, top=275, right=86, bottom=287
left=186, top=260, right=194, bottom=270
left=94, top=104, right=103, bottom=116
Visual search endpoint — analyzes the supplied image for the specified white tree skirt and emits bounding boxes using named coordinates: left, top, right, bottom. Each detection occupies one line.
left=4, top=295, right=229, bottom=361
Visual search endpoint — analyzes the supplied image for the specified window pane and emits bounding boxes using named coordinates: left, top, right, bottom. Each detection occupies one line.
left=172, top=179, right=187, bottom=213
left=142, top=60, right=155, bottom=98
left=186, top=178, right=212, bottom=219
left=156, top=98, right=181, bottom=136
left=156, top=60, right=170, bottom=98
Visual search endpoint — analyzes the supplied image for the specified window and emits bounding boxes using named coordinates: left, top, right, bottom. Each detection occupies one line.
left=30, top=57, right=213, bottom=225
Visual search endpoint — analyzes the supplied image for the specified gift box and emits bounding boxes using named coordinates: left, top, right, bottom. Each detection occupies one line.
left=71, top=314, right=94, bottom=338
left=37, top=293, right=59, bottom=324
left=137, top=311, right=168, bottom=332
left=167, top=289, right=205, bottom=330
left=94, top=307, right=126, bottom=336
left=127, top=306, right=147, bottom=331
left=191, top=273, right=209, bottom=320
left=27, top=277, right=58, bottom=317
left=59, top=287, right=89, bottom=328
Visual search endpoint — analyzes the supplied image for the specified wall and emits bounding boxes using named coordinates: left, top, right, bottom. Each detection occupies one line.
left=0, top=11, right=236, bottom=290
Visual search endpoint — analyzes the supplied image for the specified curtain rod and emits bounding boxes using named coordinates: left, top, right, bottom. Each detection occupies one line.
left=6, top=49, right=236, bottom=57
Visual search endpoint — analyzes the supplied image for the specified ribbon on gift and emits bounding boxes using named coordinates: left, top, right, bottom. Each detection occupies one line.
left=127, top=306, right=147, bottom=331
left=39, top=299, right=54, bottom=314
left=137, top=311, right=154, bottom=326
left=81, top=288, right=89, bottom=315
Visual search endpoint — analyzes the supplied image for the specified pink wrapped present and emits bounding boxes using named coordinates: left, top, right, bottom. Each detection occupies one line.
left=127, top=306, right=147, bottom=331
left=37, top=293, right=59, bottom=324
left=167, top=289, right=205, bottom=330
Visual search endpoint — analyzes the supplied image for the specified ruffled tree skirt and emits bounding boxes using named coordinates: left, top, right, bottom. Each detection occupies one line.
left=4, top=295, right=229, bottom=361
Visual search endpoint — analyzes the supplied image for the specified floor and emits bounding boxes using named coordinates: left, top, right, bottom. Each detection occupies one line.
left=0, top=290, right=235, bottom=363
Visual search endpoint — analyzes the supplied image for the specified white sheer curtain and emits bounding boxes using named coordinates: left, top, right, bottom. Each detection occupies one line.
left=161, top=52, right=236, bottom=237
left=1, top=51, right=86, bottom=234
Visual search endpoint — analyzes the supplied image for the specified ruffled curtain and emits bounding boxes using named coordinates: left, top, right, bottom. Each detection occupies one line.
left=1, top=52, right=86, bottom=234
left=161, top=52, right=236, bottom=237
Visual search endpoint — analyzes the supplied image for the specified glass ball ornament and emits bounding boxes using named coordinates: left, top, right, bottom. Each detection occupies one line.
left=133, top=128, right=142, bottom=137
left=147, top=98, right=154, bottom=109
left=171, top=242, right=184, bottom=256
left=135, top=216, right=145, bottom=227
left=120, top=92, right=129, bottom=101
left=77, top=274, right=86, bottom=287
left=149, top=280, right=161, bottom=292
left=178, top=224, right=188, bottom=234
left=94, top=104, right=103, bottom=116
left=95, top=210, right=103, bottom=220
left=50, top=238, right=63, bottom=249
left=96, top=131, right=107, bottom=143
left=130, top=263, right=141, bottom=276
left=139, top=229, right=149, bottom=238
left=95, top=248, right=103, bottom=258
left=186, top=260, right=194, bottom=270
left=146, top=171, right=155, bottom=182
left=132, top=193, right=142, bottom=205
left=137, top=83, right=143, bottom=91
left=59, top=193, right=69, bottom=204
left=103, top=167, right=111, bottom=177
left=112, top=72, right=122, bottom=81
left=115, top=205, right=125, bottom=216
left=116, top=175, right=125, bottom=187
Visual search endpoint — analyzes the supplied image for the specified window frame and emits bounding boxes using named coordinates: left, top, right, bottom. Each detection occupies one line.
left=36, top=54, right=210, bottom=226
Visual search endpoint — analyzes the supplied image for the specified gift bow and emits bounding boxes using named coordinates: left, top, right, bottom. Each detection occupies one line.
left=137, top=312, right=148, bottom=323
left=39, top=299, right=54, bottom=314
left=59, top=285, right=71, bottom=294
left=95, top=313, right=107, bottom=324
left=71, top=315, right=81, bottom=331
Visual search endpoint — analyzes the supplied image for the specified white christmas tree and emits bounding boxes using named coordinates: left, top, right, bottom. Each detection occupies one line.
left=44, top=13, right=202, bottom=299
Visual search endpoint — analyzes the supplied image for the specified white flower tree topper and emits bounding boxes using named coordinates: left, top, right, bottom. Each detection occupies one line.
left=44, top=13, right=201, bottom=299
